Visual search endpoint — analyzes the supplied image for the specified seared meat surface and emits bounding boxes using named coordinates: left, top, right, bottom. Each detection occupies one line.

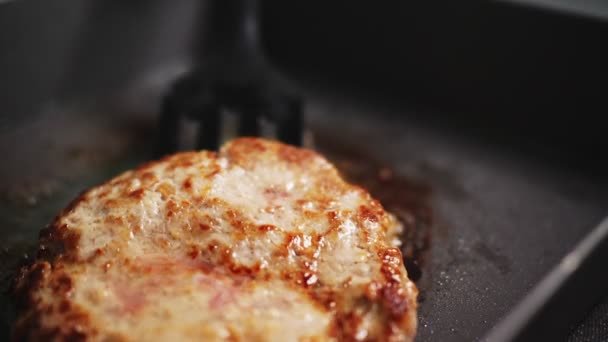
left=14, top=138, right=418, bottom=341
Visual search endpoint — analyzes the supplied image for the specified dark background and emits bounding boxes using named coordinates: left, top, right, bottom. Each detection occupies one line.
left=261, top=1, right=608, bottom=180
left=2, top=0, right=607, bottom=177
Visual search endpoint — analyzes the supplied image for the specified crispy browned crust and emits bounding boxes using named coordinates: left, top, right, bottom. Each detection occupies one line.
left=13, top=262, right=95, bottom=342
left=13, top=138, right=417, bottom=341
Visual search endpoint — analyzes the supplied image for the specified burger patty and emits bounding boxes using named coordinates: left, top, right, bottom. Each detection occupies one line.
left=13, top=137, right=418, bottom=341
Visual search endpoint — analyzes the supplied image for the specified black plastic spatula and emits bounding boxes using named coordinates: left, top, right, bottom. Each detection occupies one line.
left=156, top=0, right=302, bottom=156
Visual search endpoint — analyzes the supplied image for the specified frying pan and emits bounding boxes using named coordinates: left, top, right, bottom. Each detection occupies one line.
left=1, top=0, right=608, bottom=341
left=1, top=81, right=606, bottom=342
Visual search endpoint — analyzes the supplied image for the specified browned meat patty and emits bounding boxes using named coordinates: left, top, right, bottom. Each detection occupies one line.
left=13, top=137, right=418, bottom=341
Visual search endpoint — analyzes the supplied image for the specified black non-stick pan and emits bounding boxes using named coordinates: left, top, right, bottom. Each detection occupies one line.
left=1, top=0, right=607, bottom=341
left=1, top=82, right=607, bottom=341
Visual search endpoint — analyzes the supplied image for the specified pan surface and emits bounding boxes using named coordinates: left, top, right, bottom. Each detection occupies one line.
left=0, top=83, right=606, bottom=341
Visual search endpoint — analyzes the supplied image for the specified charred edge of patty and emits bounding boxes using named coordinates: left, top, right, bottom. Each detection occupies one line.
left=12, top=261, right=97, bottom=342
